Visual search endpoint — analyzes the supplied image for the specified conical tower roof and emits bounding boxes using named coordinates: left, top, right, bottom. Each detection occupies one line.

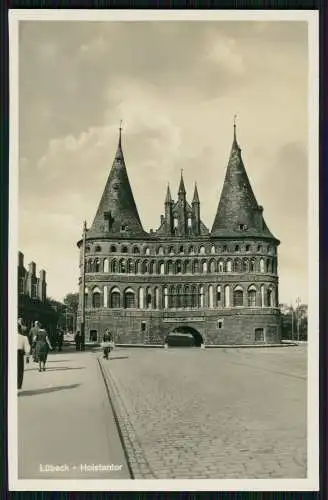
left=211, top=121, right=277, bottom=240
left=165, top=184, right=172, bottom=203
left=88, top=126, right=145, bottom=238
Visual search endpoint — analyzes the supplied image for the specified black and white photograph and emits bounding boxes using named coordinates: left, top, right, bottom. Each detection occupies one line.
left=8, top=9, right=319, bottom=492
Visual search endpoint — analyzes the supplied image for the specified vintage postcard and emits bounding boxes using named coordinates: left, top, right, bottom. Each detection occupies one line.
left=8, top=9, right=319, bottom=492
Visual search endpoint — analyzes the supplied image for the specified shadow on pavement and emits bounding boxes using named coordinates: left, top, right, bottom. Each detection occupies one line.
left=44, top=367, right=85, bottom=371
left=108, top=356, right=129, bottom=361
left=18, top=383, right=81, bottom=397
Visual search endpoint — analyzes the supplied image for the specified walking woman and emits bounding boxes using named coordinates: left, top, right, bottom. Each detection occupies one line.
left=102, top=329, right=113, bottom=360
left=17, top=319, right=30, bottom=390
left=34, top=326, right=53, bottom=372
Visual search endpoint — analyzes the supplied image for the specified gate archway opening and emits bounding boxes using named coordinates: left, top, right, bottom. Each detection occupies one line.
left=165, top=326, right=204, bottom=347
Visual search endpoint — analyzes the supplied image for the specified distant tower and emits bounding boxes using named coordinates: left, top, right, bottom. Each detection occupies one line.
left=164, top=184, right=173, bottom=235
left=192, top=183, right=200, bottom=236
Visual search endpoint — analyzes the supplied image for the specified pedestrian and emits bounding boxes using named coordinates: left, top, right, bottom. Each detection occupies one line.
left=74, top=330, right=81, bottom=351
left=34, top=326, right=53, bottom=372
left=102, top=329, right=113, bottom=360
left=57, top=329, right=64, bottom=352
left=29, top=320, right=40, bottom=362
left=17, top=320, right=30, bottom=390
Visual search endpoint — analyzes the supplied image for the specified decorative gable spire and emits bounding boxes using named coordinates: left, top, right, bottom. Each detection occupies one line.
left=88, top=124, right=145, bottom=237
left=165, top=183, right=172, bottom=204
left=192, top=182, right=200, bottom=204
left=178, top=169, right=186, bottom=195
left=211, top=118, right=277, bottom=239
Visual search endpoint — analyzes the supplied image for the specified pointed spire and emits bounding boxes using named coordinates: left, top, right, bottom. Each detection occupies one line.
left=178, top=169, right=186, bottom=195
left=211, top=120, right=276, bottom=239
left=165, top=183, right=172, bottom=203
left=192, top=182, right=199, bottom=203
left=89, top=127, right=145, bottom=237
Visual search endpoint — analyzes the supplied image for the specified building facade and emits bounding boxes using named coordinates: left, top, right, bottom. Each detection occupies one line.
left=77, top=124, right=281, bottom=345
left=18, top=251, right=58, bottom=332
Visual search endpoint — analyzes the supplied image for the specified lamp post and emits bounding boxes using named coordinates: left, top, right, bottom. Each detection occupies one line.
left=80, top=220, right=87, bottom=351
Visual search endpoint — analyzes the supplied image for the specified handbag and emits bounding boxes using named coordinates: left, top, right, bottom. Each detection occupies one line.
left=101, top=341, right=111, bottom=348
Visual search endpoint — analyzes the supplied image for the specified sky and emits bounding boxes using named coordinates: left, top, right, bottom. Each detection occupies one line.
left=18, top=19, right=310, bottom=304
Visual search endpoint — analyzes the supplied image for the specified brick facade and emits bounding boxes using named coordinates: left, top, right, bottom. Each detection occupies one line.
left=77, top=125, right=281, bottom=345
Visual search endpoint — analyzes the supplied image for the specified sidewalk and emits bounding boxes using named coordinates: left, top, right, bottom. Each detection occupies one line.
left=18, top=348, right=131, bottom=479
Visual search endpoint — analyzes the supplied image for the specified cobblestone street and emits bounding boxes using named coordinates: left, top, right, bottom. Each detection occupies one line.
left=100, top=345, right=307, bottom=479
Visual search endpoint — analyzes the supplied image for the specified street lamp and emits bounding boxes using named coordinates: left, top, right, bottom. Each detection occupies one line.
left=80, top=220, right=87, bottom=351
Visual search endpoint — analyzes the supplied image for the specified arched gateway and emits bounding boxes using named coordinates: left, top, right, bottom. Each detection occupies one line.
left=165, top=326, right=204, bottom=347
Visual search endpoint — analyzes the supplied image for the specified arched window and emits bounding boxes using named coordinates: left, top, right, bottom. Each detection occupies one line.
left=189, top=245, right=195, bottom=255
left=243, top=259, right=248, bottom=272
left=95, top=245, right=102, bottom=252
left=191, top=285, right=198, bottom=308
left=250, top=258, right=255, bottom=272
left=258, top=245, right=262, bottom=252
left=202, top=260, right=208, bottom=273
left=184, top=285, right=191, bottom=308
left=159, top=262, right=165, bottom=275
left=184, top=260, right=190, bottom=274
left=92, top=287, right=101, bottom=308
left=145, top=247, right=150, bottom=256
left=233, top=286, right=244, bottom=307
left=138, top=287, right=144, bottom=309
left=209, top=260, right=216, bottom=273
left=248, top=285, right=257, bottom=307
left=111, top=259, right=118, bottom=273
left=226, top=259, right=232, bottom=272
left=211, top=245, right=216, bottom=254
left=235, top=245, right=240, bottom=252
left=158, top=246, right=164, bottom=256
left=94, top=259, right=100, bottom=272
left=223, top=245, right=227, bottom=252
left=142, top=260, right=148, bottom=274
left=111, top=287, right=121, bottom=308
left=149, top=261, right=155, bottom=274
left=164, top=287, right=168, bottom=309
left=167, top=260, right=173, bottom=275
left=200, top=245, right=205, bottom=255
left=234, top=259, right=242, bottom=272
left=176, top=260, right=182, bottom=274
left=169, top=246, right=175, bottom=255
left=119, top=259, right=126, bottom=273
left=224, top=285, right=230, bottom=307
left=168, top=285, right=174, bottom=308
left=127, top=259, right=133, bottom=274
left=154, top=288, right=159, bottom=309
left=124, top=288, right=135, bottom=309
left=193, top=260, right=199, bottom=273
left=135, top=260, right=141, bottom=274
left=208, top=285, right=214, bottom=308
left=216, top=285, right=221, bottom=306
left=122, top=246, right=128, bottom=254
left=110, top=245, right=117, bottom=253
left=218, top=260, right=224, bottom=273
left=266, top=259, right=271, bottom=273
left=103, top=258, right=109, bottom=273
left=199, top=286, right=204, bottom=308
left=146, top=287, right=152, bottom=309
left=133, top=246, right=140, bottom=255
left=84, top=287, right=89, bottom=308
left=260, top=258, right=265, bottom=273
left=176, top=286, right=182, bottom=308
left=87, top=259, right=92, bottom=273
left=267, top=287, right=273, bottom=307
left=246, top=244, right=251, bottom=252
left=179, top=245, right=184, bottom=254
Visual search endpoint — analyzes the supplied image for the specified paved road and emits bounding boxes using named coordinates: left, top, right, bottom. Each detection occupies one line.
left=18, top=349, right=130, bottom=479
left=100, top=345, right=307, bottom=479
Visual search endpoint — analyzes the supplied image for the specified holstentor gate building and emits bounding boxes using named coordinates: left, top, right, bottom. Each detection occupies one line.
left=77, top=123, right=281, bottom=345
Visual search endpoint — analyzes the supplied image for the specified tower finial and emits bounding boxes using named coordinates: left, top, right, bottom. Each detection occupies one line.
left=119, top=120, right=123, bottom=147
left=233, top=114, right=237, bottom=141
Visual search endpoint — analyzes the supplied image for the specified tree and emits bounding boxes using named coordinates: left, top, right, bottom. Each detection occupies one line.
left=280, top=303, right=308, bottom=341
left=63, top=293, right=79, bottom=332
